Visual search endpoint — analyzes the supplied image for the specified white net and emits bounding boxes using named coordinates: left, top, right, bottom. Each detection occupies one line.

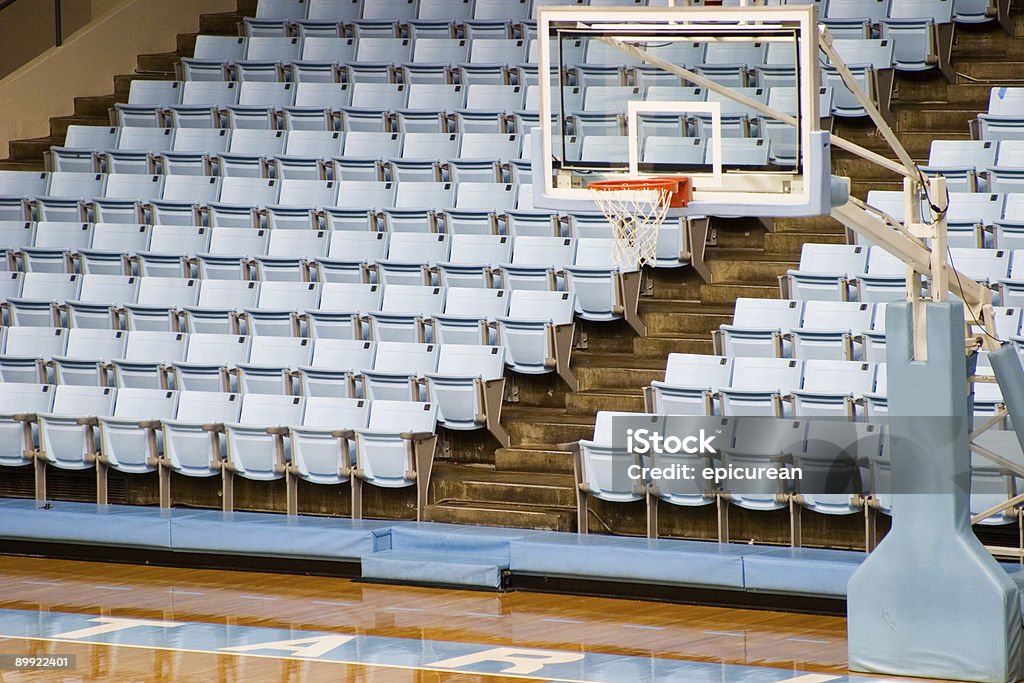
left=589, top=186, right=672, bottom=269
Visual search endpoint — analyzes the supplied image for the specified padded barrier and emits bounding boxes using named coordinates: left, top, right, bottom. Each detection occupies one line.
left=362, top=549, right=505, bottom=589
left=742, top=547, right=866, bottom=597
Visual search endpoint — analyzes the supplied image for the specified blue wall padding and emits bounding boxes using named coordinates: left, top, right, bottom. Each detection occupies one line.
left=742, top=547, right=866, bottom=597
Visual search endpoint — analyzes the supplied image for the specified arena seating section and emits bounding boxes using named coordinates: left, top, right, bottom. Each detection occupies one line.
left=0, top=0, right=1023, bottom=573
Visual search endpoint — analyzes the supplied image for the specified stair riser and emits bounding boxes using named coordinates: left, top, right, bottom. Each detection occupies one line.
left=494, top=449, right=576, bottom=474
left=897, top=109, right=977, bottom=133
left=504, top=373, right=569, bottom=409
left=200, top=12, right=245, bottom=35
left=633, top=336, right=714, bottom=358
left=508, top=421, right=594, bottom=447
left=699, top=283, right=778, bottom=306
left=50, top=116, right=109, bottom=139
left=576, top=319, right=638, bottom=354
left=566, top=392, right=645, bottom=413
left=576, top=366, right=665, bottom=391
left=958, top=61, right=1024, bottom=79
left=423, top=505, right=575, bottom=531
left=434, top=479, right=576, bottom=507
left=641, top=310, right=730, bottom=335
left=137, top=53, right=179, bottom=74
left=764, top=231, right=848, bottom=255
left=74, top=96, right=119, bottom=118
left=706, top=258, right=794, bottom=284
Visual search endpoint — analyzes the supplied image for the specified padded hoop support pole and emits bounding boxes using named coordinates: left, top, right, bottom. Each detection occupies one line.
left=847, top=301, right=1024, bottom=683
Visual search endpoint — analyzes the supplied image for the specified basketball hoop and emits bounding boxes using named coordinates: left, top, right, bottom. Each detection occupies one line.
left=588, top=176, right=691, bottom=269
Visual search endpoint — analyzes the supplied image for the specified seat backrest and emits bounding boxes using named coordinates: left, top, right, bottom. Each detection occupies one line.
left=51, top=385, right=116, bottom=416
left=78, top=274, right=139, bottom=304
left=435, top=344, right=504, bottom=379
left=506, top=290, right=575, bottom=324
left=47, top=171, right=104, bottom=198
left=395, top=181, right=454, bottom=209
left=175, top=390, right=242, bottom=423
left=663, top=353, right=733, bottom=387
left=729, top=357, right=803, bottom=392
left=386, top=232, right=450, bottom=263
left=865, top=245, right=905, bottom=275
left=732, top=418, right=806, bottom=454
left=294, top=81, right=352, bottom=108
left=887, top=0, right=954, bottom=22
left=137, top=277, right=199, bottom=307
left=0, top=383, right=54, bottom=414
left=371, top=341, right=439, bottom=374
left=197, top=279, right=261, bottom=308
left=319, top=282, right=383, bottom=312
left=804, top=419, right=884, bottom=459
left=5, top=327, right=67, bottom=357
left=337, top=181, right=397, bottom=208
left=511, top=236, right=575, bottom=267
left=185, top=333, right=251, bottom=364
left=731, top=298, right=803, bottom=329
left=310, top=339, right=375, bottom=368
left=112, top=388, right=178, bottom=419
left=65, top=328, right=127, bottom=360
left=797, top=243, right=868, bottom=275
left=301, top=397, right=369, bottom=428
left=381, top=284, right=445, bottom=315
left=257, top=281, right=320, bottom=309
left=825, top=0, right=890, bottom=19
left=948, top=247, right=1009, bottom=281
left=443, top=287, right=510, bottom=317
left=929, top=139, right=997, bottom=167
left=990, top=88, right=1024, bottom=117
left=21, top=272, right=81, bottom=300
left=800, top=359, right=875, bottom=394
left=366, top=399, right=437, bottom=431
left=829, top=39, right=894, bottom=69
left=238, top=393, right=304, bottom=426
left=171, top=129, right=231, bottom=153
left=219, top=177, right=280, bottom=205
left=248, top=336, right=313, bottom=367
left=702, top=40, right=766, bottom=65
left=124, top=331, right=188, bottom=362
left=799, top=301, right=873, bottom=331
left=948, top=194, right=1003, bottom=225
left=448, top=234, right=512, bottom=265
left=162, top=176, right=222, bottom=203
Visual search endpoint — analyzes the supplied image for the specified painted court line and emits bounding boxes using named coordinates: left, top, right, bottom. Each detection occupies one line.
left=0, top=608, right=903, bottom=683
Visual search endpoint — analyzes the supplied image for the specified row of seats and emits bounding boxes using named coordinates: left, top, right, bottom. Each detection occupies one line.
left=1, top=386, right=443, bottom=516
left=783, top=244, right=1024, bottom=303
left=972, top=87, right=1024, bottom=142
left=866, top=190, right=1024, bottom=249
left=922, top=138, right=1024, bottom=193
left=574, top=412, right=1022, bottom=545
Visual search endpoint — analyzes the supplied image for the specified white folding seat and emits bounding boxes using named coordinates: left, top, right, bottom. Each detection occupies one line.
left=574, top=411, right=653, bottom=532
left=360, top=340, right=438, bottom=401
left=112, top=103, right=164, bottom=127
left=377, top=232, right=450, bottom=285
left=285, top=396, right=369, bottom=510
left=210, top=179, right=280, bottom=227
left=921, top=140, right=997, bottom=193
left=424, top=344, right=506, bottom=439
left=146, top=224, right=210, bottom=261
left=65, top=125, right=118, bottom=150
left=245, top=281, right=320, bottom=336
left=178, top=58, right=231, bottom=82
left=496, top=289, right=576, bottom=387
left=406, top=84, right=466, bottom=113
left=719, top=357, right=803, bottom=416
left=0, top=170, right=49, bottom=197
left=853, top=245, right=908, bottom=303
left=454, top=183, right=516, bottom=213
left=66, top=274, right=140, bottom=329
left=307, top=0, right=362, bottom=21
left=181, top=81, right=239, bottom=107
left=350, top=398, right=437, bottom=518
left=792, top=359, right=876, bottom=418
left=96, top=388, right=179, bottom=499
left=786, top=244, right=869, bottom=302
left=393, top=182, right=454, bottom=211
left=970, top=430, right=1024, bottom=525
left=0, top=220, right=34, bottom=253
left=35, top=385, right=117, bottom=495
left=498, top=236, right=575, bottom=290
left=354, top=37, right=412, bottom=63
left=368, top=284, right=445, bottom=342
left=237, top=82, right=296, bottom=111
left=433, top=287, right=509, bottom=345
left=880, top=0, right=955, bottom=78
left=123, top=277, right=198, bottom=331
left=222, top=394, right=304, bottom=493
left=185, top=279, right=260, bottom=333
left=239, top=336, right=313, bottom=394
left=945, top=195, right=1004, bottom=249
left=112, top=331, right=187, bottom=389
left=401, top=132, right=459, bottom=162
left=9, top=273, right=81, bottom=326
left=50, top=147, right=99, bottom=174
left=410, top=38, right=467, bottom=65
left=84, top=223, right=151, bottom=275
left=791, top=300, right=873, bottom=361
left=193, top=36, right=247, bottom=61
left=245, top=36, right=301, bottom=62
left=299, top=37, right=356, bottom=64
left=445, top=159, right=502, bottom=185
left=308, top=282, right=383, bottom=339
left=242, top=17, right=291, bottom=37
left=274, top=179, right=338, bottom=211
left=647, top=354, right=734, bottom=416
left=792, top=420, right=882, bottom=525
left=641, top=136, right=706, bottom=165
left=564, top=237, right=642, bottom=329
left=320, top=232, right=387, bottom=278
left=160, top=390, right=241, bottom=504
left=718, top=419, right=805, bottom=515
left=171, top=333, right=251, bottom=392
left=0, top=383, right=54, bottom=469
left=438, top=234, right=511, bottom=288
left=298, top=341, right=371, bottom=396
left=947, top=246, right=1009, bottom=290
left=1, top=327, right=66, bottom=383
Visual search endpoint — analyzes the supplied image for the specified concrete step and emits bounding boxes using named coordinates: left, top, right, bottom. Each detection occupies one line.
left=503, top=408, right=595, bottom=447
left=0, top=160, right=45, bottom=171
left=639, top=304, right=732, bottom=335
left=573, top=354, right=669, bottom=391
left=431, top=464, right=575, bottom=507
left=566, top=389, right=646, bottom=413
left=957, top=61, right=1024, bottom=79
left=764, top=230, right=848, bottom=255
left=7, top=137, right=56, bottom=163
left=699, top=281, right=779, bottom=306
left=773, top=214, right=848, bottom=234
left=74, top=94, right=119, bottom=118
left=896, top=107, right=980, bottom=133
left=896, top=80, right=992, bottom=105
left=199, top=12, right=246, bottom=35
left=494, top=448, right=575, bottom=474
left=50, top=115, right=109, bottom=139
left=423, top=501, right=576, bottom=531
left=136, top=51, right=179, bottom=73
left=633, top=334, right=715, bottom=358
left=705, top=251, right=796, bottom=283
left=114, top=72, right=175, bottom=97
left=644, top=269, right=704, bottom=301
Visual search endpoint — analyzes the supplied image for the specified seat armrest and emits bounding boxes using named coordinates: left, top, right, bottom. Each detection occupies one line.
left=265, top=426, right=289, bottom=436
left=75, top=416, right=100, bottom=426
left=201, top=422, right=226, bottom=433
left=137, top=419, right=163, bottom=429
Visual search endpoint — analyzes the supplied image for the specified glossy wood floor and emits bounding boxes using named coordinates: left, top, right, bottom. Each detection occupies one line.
left=0, top=555, right=882, bottom=682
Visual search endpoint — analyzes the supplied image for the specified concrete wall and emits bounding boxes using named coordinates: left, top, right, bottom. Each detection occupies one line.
left=0, top=0, right=234, bottom=154
left=0, top=0, right=99, bottom=79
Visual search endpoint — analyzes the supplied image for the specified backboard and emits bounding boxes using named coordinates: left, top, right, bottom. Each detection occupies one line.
left=532, top=4, right=833, bottom=218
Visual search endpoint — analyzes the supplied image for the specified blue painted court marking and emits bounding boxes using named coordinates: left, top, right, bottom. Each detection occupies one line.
left=0, top=608, right=902, bottom=682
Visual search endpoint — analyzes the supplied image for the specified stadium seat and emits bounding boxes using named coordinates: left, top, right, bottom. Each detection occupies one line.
left=646, top=353, right=733, bottom=416
left=95, top=388, right=178, bottom=503
left=35, top=385, right=117, bottom=501
left=496, top=289, right=577, bottom=389
left=221, top=394, right=305, bottom=508
left=717, top=298, right=803, bottom=358
left=719, top=357, right=803, bottom=416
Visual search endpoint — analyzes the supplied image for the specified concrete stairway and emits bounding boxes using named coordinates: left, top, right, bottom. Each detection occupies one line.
left=2, top=2, right=1024, bottom=545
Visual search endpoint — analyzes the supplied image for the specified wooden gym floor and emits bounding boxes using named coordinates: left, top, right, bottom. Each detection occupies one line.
left=0, top=555, right=952, bottom=682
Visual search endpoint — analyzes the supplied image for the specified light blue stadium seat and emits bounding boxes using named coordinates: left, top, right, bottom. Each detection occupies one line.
left=718, top=297, right=803, bottom=358
left=791, top=300, right=874, bottom=360
left=649, top=415, right=732, bottom=528
left=113, top=331, right=187, bottom=389
left=496, top=289, right=577, bottom=388
left=880, top=0, right=955, bottom=81
left=223, top=394, right=304, bottom=501
left=424, top=344, right=507, bottom=441
left=438, top=234, right=511, bottom=288
left=96, top=388, right=178, bottom=501
left=719, top=357, right=803, bottom=416
left=564, top=237, right=643, bottom=331
left=377, top=232, right=450, bottom=286
left=172, top=333, right=251, bottom=392
left=646, top=353, right=733, bottom=416
left=498, top=235, right=575, bottom=291
left=792, top=359, right=876, bottom=418
left=0, top=383, right=53, bottom=469
left=786, top=243, right=868, bottom=301
left=855, top=244, right=910, bottom=303
left=720, top=418, right=805, bottom=514
left=368, top=284, right=445, bottom=342
left=433, top=287, right=510, bottom=345
left=35, top=385, right=117, bottom=499
left=361, top=340, right=439, bottom=401
left=238, top=336, right=312, bottom=394
left=159, top=390, right=241, bottom=507
left=351, top=399, right=438, bottom=520
left=921, top=139, right=996, bottom=192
